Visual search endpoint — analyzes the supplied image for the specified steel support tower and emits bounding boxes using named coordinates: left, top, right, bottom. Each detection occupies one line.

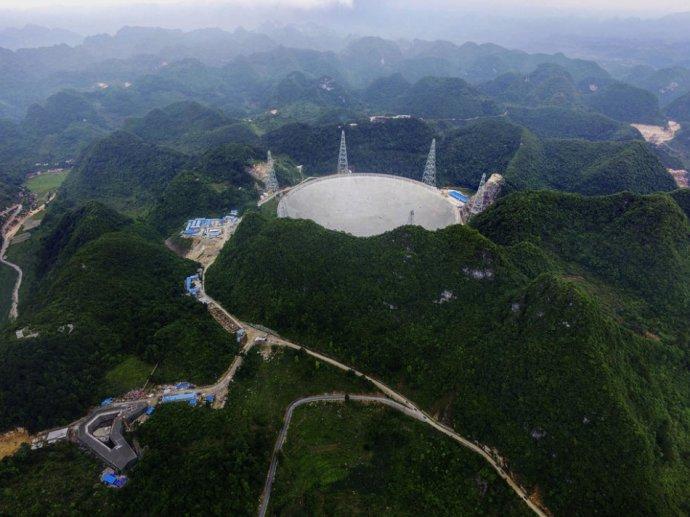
left=337, top=130, right=349, bottom=174
left=470, top=173, right=487, bottom=214
left=265, top=151, right=279, bottom=193
left=422, top=138, right=437, bottom=187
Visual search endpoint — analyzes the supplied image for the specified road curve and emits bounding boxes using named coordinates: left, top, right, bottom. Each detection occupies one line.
left=0, top=205, right=23, bottom=320
left=198, top=291, right=549, bottom=517
left=257, top=394, right=424, bottom=517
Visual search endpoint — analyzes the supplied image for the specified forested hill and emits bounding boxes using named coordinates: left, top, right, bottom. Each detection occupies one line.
left=60, top=131, right=189, bottom=215
left=472, top=190, right=690, bottom=339
left=0, top=203, right=233, bottom=432
left=503, top=134, right=675, bottom=195
left=206, top=209, right=689, bottom=516
left=264, top=117, right=674, bottom=195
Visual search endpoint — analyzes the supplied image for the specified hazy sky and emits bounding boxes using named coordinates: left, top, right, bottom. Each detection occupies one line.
left=0, top=0, right=688, bottom=14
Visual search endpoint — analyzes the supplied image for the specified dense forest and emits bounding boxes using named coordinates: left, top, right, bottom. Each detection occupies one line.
left=0, top=203, right=234, bottom=432
left=205, top=201, right=689, bottom=515
left=0, top=22, right=688, bottom=517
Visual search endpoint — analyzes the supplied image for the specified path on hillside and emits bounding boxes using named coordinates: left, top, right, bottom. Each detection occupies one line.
left=24, top=215, right=547, bottom=516
left=258, top=393, right=440, bottom=517
left=1, top=205, right=23, bottom=320
left=197, top=286, right=548, bottom=517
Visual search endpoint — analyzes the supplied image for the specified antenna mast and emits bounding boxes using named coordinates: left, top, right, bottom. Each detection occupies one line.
left=337, top=130, right=349, bottom=174
left=422, top=138, right=437, bottom=187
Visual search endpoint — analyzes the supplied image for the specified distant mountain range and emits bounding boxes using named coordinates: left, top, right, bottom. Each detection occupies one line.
left=0, top=24, right=82, bottom=50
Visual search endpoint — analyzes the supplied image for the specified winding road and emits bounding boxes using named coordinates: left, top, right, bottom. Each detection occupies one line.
left=197, top=289, right=549, bottom=517
left=257, top=394, right=435, bottom=517
left=24, top=215, right=549, bottom=517
left=1, top=204, right=23, bottom=320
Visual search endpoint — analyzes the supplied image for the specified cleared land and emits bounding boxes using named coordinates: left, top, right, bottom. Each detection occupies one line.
left=631, top=121, right=681, bottom=145
left=25, top=170, right=69, bottom=204
left=278, top=174, right=460, bottom=237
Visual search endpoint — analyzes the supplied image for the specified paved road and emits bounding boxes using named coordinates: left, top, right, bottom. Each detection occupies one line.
left=0, top=205, right=23, bottom=320
left=257, top=393, right=424, bottom=517
left=197, top=287, right=548, bottom=517
left=24, top=228, right=548, bottom=517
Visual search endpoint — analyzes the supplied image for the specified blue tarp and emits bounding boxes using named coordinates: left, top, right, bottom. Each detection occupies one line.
left=145, top=406, right=155, bottom=415
left=449, top=190, right=470, bottom=203
left=102, top=473, right=127, bottom=487
left=205, top=394, right=215, bottom=403
left=100, top=398, right=114, bottom=406
left=162, top=392, right=198, bottom=406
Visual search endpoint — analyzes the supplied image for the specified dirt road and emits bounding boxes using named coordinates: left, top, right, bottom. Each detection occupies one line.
left=1, top=205, right=23, bottom=320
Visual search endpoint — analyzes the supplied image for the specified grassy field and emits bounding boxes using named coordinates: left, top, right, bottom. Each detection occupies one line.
left=25, top=171, right=70, bottom=204
left=270, top=403, right=529, bottom=516
left=103, top=356, right=154, bottom=395
left=259, top=196, right=279, bottom=219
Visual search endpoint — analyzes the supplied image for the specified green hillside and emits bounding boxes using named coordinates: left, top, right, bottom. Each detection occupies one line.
left=666, top=92, right=690, bottom=123
left=206, top=211, right=689, bottom=515
left=507, top=106, right=637, bottom=141
left=504, top=134, right=675, bottom=195
left=472, top=190, right=690, bottom=338
left=0, top=203, right=233, bottom=432
left=584, top=82, right=664, bottom=124
left=60, top=131, right=188, bottom=214
left=480, top=64, right=579, bottom=107
left=399, top=76, right=501, bottom=119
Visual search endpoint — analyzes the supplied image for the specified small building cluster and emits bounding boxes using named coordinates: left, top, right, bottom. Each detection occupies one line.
left=181, top=211, right=239, bottom=239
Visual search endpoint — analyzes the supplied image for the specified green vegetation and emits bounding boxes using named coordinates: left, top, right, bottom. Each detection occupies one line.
left=507, top=106, right=637, bottom=141
left=473, top=190, right=690, bottom=338
left=0, top=203, right=233, bottom=432
left=438, top=119, right=523, bottom=187
left=25, top=170, right=70, bottom=204
left=60, top=131, right=188, bottom=215
left=271, top=404, right=528, bottom=516
left=394, top=76, right=501, bottom=119
left=148, top=143, right=261, bottom=235
left=480, top=65, right=579, bottom=107
left=666, top=92, right=690, bottom=123
left=504, top=134, right=675, bottom=195
left=103, top=356, right=153, bottom=394
left=206, top=210, right=689, bottom=515
left=584, top=82, right=664, bottom=124
left=0, top=347, right=371, bottom=514
left=124, top=101, right=260, bottom=154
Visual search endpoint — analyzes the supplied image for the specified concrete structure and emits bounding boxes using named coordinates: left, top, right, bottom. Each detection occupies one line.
left=76, top=402, right=147, bottom=471
left=277, top=173, right=460, bottom=237
left=45, top=427, right=68, bottom=444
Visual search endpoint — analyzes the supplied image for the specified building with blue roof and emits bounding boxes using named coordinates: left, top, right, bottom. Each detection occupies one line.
left=448, top=190, right=470, bottom=204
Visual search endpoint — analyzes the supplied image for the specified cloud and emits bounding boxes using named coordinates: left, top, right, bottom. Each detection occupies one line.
left=1, top=0, right=354, bottom=8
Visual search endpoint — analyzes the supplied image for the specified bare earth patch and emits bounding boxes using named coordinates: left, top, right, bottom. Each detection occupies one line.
left=631, top=121, right=681, bottom=145
left=0, top=428, right=30, bottom=459
left=668, top=169, right=689, bottom=188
